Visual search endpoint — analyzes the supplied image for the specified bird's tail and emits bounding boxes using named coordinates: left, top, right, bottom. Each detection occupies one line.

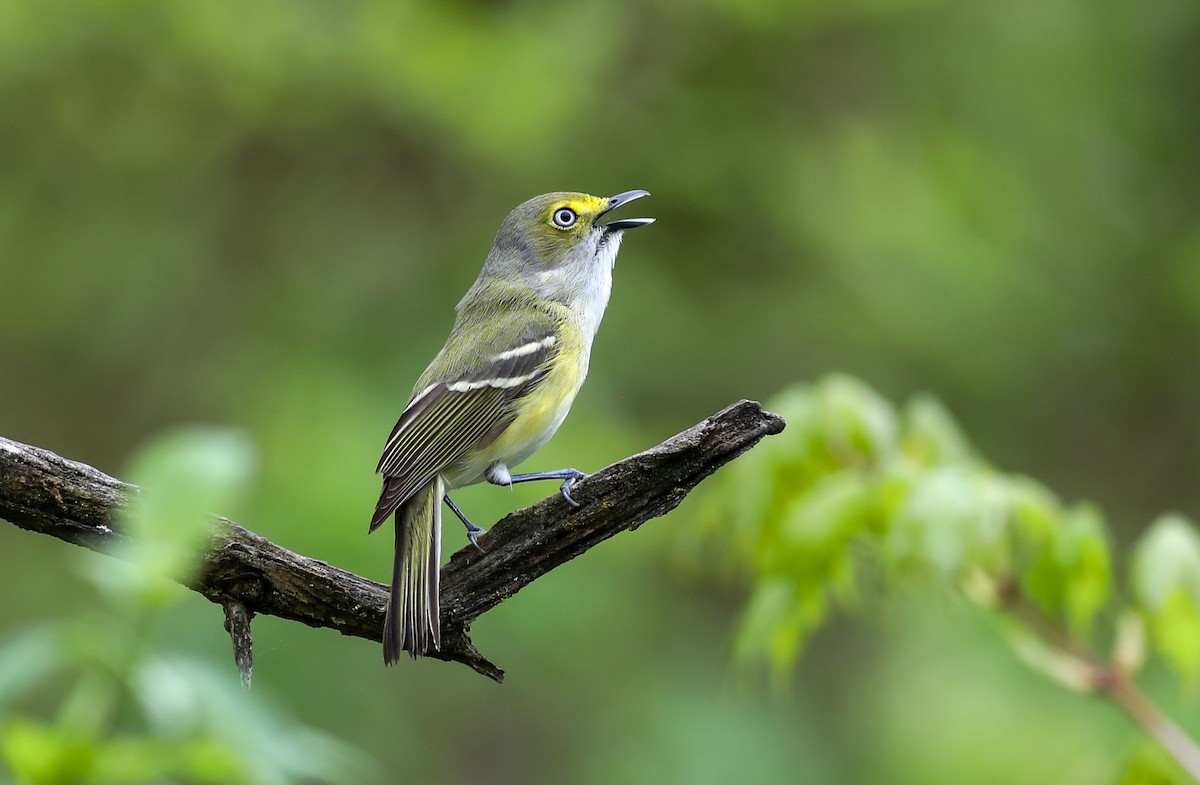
left=383, top=476, right=443, bottom=665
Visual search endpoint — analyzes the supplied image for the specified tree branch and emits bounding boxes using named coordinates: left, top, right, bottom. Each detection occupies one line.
left=0, top=400, right=785, bottom=682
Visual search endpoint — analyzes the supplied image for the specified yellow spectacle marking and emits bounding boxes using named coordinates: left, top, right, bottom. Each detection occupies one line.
left=555, top=195, right=607, bottom=217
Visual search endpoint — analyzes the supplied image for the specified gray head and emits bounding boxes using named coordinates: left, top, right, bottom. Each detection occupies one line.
left=479, top=190, right=653, bottom=306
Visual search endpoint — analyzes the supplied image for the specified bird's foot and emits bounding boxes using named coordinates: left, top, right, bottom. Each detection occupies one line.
left=559, top=469, right=590, bottom=508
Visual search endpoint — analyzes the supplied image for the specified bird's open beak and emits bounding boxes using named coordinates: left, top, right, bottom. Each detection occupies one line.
left=600, top=189, right=655, bottom=231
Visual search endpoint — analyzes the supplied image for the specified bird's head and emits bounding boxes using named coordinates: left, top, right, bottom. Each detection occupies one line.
left=482, top=190, right=653, bottom=305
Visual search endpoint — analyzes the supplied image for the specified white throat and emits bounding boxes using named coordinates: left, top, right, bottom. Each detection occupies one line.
left=538, top=231, right=621, bottom=348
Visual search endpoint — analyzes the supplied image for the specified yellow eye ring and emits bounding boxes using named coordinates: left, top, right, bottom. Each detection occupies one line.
left=551, top=207, right=577, bottom=229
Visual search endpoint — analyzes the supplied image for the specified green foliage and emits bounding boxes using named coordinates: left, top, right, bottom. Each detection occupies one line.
left=1117, top=742, right=1195, bottom=785
left=98, top=428, right=255, bottom=610
left=691, top=376, right=1200, bottom=692
left=1, top=715, right=244, bottom=785
left=1133, top=516, right=1200, bottom=685
left=0, top=429, right=373, bottom=785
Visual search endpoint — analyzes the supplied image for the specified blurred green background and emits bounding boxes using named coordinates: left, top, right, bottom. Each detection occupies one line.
left=2, top=0, right=1199, bottom=782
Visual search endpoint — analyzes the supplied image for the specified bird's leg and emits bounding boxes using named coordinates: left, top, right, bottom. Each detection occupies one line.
left=443, top=495, right=486, bottom=552
left=485, top=464, right=590, bottom=508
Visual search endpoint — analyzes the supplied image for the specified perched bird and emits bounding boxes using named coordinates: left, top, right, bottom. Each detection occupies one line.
left=370, top=190, right=654, bottom=664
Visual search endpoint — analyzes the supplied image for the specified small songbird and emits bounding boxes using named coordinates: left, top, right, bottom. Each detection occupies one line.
left=370, top=190, right=654, bottom=664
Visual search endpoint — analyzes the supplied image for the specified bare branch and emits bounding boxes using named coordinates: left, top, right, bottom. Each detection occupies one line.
left=0, top=400, right=785, bottom=682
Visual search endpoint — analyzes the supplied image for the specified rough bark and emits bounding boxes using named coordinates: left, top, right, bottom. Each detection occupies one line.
left=0, top=400, right=785, bottom=681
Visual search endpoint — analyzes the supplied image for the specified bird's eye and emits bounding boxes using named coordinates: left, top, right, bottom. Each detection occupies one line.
left=552, top=207, right=577, bottom=228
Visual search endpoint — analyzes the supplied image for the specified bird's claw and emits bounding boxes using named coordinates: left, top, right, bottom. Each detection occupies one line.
left=559, top=470, right=590, bottom=508
left=466, top=523, right=488, bottom=553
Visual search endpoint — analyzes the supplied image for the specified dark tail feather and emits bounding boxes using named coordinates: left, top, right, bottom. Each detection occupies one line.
left=383, top=477, right=443, bottom=665
left=370, top=476, right=409, bottom=533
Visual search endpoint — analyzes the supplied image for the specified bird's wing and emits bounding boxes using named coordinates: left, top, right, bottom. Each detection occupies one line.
left=370, top=316, right=561, bottom=531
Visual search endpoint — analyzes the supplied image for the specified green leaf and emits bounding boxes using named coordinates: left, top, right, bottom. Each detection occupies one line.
left=814, top=374, right=900, bottom=468
left=1007, top=476, right=1064, bottom=551
left=1021, top=503, right=1111, bottom=633
left=1115, top=740, right=1195, bottom=785
left=733, top=578, right=827, bottom=686
left=884, top=466, right=1009, bottom=578
left=123, top=426, right=256, bottom=544
left=1061, top=506, right=1111, bottom=631
left=1133, top=515, right=1200, bottom=608
left=900, top=393, right=976, bottom=467
left=93, top=427, right=256, bottom=608
left=1132, top=514, right=1200, bottom=682
left=1148, top=588, right=1200, bottom=686
left=1, top=717, right=96, bottom=784
left=772, top=473, right=875, bottom=572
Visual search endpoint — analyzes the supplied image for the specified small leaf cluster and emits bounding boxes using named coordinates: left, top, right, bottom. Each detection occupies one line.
left=689, top=375, right=1200, bottom=689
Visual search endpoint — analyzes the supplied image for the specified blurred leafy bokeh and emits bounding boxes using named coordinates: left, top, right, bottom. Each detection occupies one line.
left=2, top=0, right=1199, bottom=782
left=0, top=428, right=371, bottom=785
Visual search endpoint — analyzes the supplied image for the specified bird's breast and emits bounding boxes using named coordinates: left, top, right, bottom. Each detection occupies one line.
left=489, top=340, right=587, bottom=466
left=443, top=324, right=590, bottom=488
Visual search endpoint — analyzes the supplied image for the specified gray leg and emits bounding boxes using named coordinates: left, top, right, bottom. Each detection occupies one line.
left=487, top=467, right=589, bottom=508
left=444, top=495, right=486, bottom=552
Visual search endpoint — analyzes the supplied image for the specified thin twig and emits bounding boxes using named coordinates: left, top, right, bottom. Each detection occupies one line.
left=997, top=579, right=1200, bottom=782
left=1100, top=669, right=1200, bottom=781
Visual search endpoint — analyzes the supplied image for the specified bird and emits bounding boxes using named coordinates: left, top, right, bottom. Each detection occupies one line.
left=370, top=190, right=654, bottom=664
